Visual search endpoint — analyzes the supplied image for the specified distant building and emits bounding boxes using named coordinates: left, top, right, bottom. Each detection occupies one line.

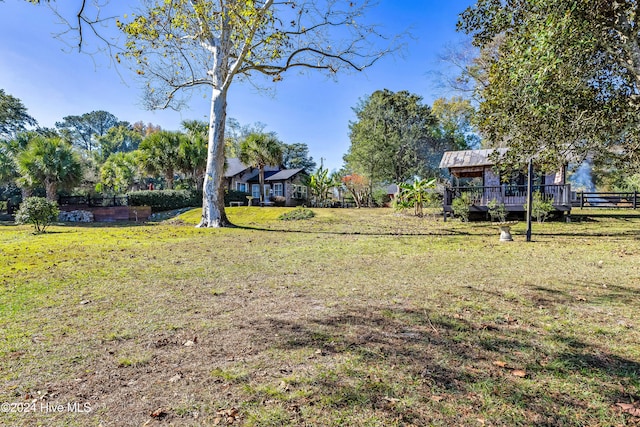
left=223, top=158, right=308, bottom=206
left=439, top=149, right=571, bottom=216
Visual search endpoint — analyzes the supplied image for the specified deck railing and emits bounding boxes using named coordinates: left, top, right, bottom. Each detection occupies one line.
left=573, top=192, right=638, bottom=209
left=444, top=185, right=571, bottom=207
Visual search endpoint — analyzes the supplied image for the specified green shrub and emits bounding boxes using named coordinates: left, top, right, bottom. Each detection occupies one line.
left=15, top=197, right=60, bottom=233
left=487, top=199, right=507, bottom=223
left=225, top=190, right=251, bottom=206
left=524, top=191, right=554, bottom=223
left=272, top=196, right=286, bottom=207
left=127, top=190, right=198, bottom=212
left=451, top=192, right=472, bottom=222
left=278, top=207, right=315, bottom=221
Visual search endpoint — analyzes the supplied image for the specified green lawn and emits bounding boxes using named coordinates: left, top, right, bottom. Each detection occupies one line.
left=1, top=207, right=639, bottom=426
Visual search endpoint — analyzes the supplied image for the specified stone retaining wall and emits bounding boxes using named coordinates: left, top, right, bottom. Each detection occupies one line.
left=59, top=205, right=152, bottom=222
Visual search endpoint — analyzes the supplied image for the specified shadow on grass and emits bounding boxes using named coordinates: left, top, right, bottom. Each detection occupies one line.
left=253, top=305, right=639, bottom=425
left=231, top=223, right=473, bottom=237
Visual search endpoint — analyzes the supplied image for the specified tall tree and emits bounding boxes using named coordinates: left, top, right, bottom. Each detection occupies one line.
left=94, top=123, right=143, bottom=163
left=56, top=110, right=120, bottom=152
left=0, top=89, right=37, bottom=140
left=345, top=89, right=442, bottom=190
left=0, top=145, right=16, bottom=186
left=224, top=119, right=269, bottom=158
left=16, top=136, right=83, bottom=200
left=98, top=151, right=139, bottom=194
left=118, top=0, right=393, bottom=227
left=341, top=173, right=370, bottom=208
left=138, top=131, right=184, bottom=189
left=132, top=121, right=162, bottom=137
left=459, top=0, right=640, bottom=172
left=431, top=97, right=479, bottom=150
left=239, top=133, right=283, bottom=206
left=281, top=143, right=316, bottom=172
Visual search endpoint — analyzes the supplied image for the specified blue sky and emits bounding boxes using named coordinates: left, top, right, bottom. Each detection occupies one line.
left=0, top=0, right=473, bottom=171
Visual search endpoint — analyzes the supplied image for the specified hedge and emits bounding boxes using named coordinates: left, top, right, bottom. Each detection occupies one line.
left=127, top=190, right=198, bottom=212
left=128, top=189, right=253, bottom=211
left=225, top=190, right=251, bottom=205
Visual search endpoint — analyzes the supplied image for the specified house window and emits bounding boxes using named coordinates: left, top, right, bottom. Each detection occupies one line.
left=273, top=183, right=283, bottom=197
left=502, top=172, right=543, bottom=196
left=252, top=184, right=260, bottom=199
left=264, top=185, right=271, bottom=200
left=292, top=184, right=307, bottom=199
left=236, top=182, right=247, bottom=193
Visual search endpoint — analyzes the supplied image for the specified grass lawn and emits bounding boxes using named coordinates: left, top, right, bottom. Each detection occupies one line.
left=1, top=207, right=639, bottom=426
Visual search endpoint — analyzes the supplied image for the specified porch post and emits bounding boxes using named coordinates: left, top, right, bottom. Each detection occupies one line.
left=526, top=159, right=533, bottom=242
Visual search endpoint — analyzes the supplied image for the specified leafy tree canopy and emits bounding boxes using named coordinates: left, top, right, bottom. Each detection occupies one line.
left=138, top=130, right=185, bottom=190
left=94, top=123, right=142, bottom=163
left=431, top=97, right=480, bottom=150
left=56, top=110, right=121, bottom=152
left=281, top=142, right=316, bottom=172
left=344, top=89, right=445, bottom=186
left=239, top=132, right=283, bottom=204
left=0, top=89, right=37, bottom=140
left=459, top=0, right=640, bottom=173
left=16, top=135, right=83, bottom=200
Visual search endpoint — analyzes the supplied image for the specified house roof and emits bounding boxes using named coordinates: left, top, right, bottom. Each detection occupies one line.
left=265, top=168, right=305, bottom=181
left=439, top=148, right=508, bottom=169
left=247, top=170, right=280, bottom=183
left=224, top=158, right=281, bottom=178
left=224, top=158, right=249, bottom=178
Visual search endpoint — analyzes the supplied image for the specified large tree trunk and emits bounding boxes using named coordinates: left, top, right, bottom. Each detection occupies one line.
left=198, top=85, right=232, bottom=227
left=165, top=170, right=174, bottom=190
left=45, top=179, right=57, bottom=202
left=20, top=186, right=32, bottom=201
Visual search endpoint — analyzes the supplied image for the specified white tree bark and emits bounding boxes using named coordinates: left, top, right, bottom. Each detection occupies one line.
left=198, top=85, right=231, bottom=227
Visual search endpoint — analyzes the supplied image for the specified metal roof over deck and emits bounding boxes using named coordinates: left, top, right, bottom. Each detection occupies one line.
left=439, top=148, right=508, bottom=169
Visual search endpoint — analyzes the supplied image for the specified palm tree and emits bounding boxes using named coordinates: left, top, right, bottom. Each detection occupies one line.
left=306, top=163, right=336, bottom=207
left=138, top=131, right=183, bottom=189
left=16, top=136, right=83, bottom=200
left=0, top=146, right=17, bottom=186
left=397, top=178, right=437, bottom=217
left=239, top=133, right=283, bottom=205
left=178, top=120, right=208, bottom=192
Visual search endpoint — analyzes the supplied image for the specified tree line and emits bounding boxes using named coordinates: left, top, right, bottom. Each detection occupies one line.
left=0, top=89, right=316, bottom=205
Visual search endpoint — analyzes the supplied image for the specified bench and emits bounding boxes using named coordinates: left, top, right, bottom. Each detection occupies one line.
left=229, top=201, right=244, bottom=207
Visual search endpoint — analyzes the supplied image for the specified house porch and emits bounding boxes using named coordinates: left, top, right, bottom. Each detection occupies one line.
left=443, top=184, right=572, bottom=214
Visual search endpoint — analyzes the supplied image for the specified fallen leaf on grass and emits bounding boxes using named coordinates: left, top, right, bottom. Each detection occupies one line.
left=504, top=314, right=517, bottom=324
left=616, top=402, right=640, bottom=417
left=215, top=408, right=239, bottom=424
left=279, top=380, right=290, bottom=392
left=512, top=369, right=527, bottom=378
left=430, top=395, right=444, bottom=402
left=150, top=408, right=169, bottom=419
left=492, top=360, right=507, bottom=368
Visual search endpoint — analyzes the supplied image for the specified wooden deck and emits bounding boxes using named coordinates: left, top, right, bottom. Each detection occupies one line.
left=443, top=185, right=572, bottom=213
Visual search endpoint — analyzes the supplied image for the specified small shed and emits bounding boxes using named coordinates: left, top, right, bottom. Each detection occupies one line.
left=439, top=149, right=571, bottom=215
